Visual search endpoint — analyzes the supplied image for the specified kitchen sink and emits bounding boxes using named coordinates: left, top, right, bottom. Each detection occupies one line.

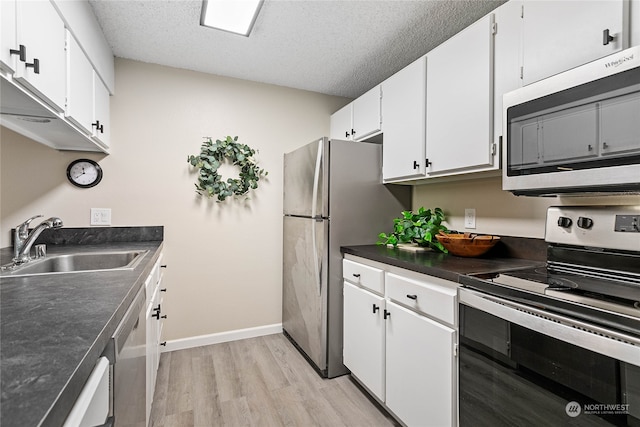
left=0, top=251, right=148, bottom=277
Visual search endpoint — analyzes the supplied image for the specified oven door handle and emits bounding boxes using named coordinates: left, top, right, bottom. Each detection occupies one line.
left=459, top=288, right=640, bottom=366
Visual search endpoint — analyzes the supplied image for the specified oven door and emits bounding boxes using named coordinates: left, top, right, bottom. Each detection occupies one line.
left=458, top=288, right=640, bottom=426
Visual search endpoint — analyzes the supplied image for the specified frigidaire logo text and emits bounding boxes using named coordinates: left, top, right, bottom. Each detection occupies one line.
left=604, top=53, right=634, bottom=68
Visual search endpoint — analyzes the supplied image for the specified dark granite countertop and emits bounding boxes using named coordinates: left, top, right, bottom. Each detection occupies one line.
left=342, top=240, right=546, bottom=283
left=0, top=227, right=163, bottom=427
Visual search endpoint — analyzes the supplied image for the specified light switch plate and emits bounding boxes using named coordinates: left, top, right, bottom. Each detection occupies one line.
left=91, top=208, right=111, bottom=226
left=464, top=208, right=476, bottom=229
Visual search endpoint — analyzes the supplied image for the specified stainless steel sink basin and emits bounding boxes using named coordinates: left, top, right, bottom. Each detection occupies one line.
left=0, top=251, right=148, bottom=277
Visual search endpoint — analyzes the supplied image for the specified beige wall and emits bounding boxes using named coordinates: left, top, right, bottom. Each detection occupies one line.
left=413, top=176, right=640, bottom=238
left=0, top=59, right=349, bottom=341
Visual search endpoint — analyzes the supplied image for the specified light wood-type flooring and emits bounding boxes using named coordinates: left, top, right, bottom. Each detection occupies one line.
left=149, top=333, right=399, bottom=427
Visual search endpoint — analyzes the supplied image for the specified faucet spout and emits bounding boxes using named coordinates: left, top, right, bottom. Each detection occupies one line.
left=12, top=216, right=63, bottom=264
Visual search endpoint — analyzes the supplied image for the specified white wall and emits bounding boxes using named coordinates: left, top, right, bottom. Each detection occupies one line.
left=0, top=59, right=350, bottom=341
left=413, top=176, right=640, bottom=238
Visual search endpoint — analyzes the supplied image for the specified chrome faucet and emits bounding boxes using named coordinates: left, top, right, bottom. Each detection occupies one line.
left=13, top=215, right=63, bottom=264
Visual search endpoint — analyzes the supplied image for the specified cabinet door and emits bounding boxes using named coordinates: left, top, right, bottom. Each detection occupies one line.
left=1, top=0, right=17, bottom=73
left=381, top=56, right=427, bottom=181
left=66, top=32, right=93, bottom=134
left=330, top=103, right=352, bottom=140
left=352, top=85, right=381, bottom=140
left=343, top=282, right=385, bottom=401
left=426, top=14, right=495, bottom=175
left=522, top=0, right=626, bottom=86
left=599, top=91, right=640, bottom=157
left=386, top=301, right=455, bottom=427
left=92, top=73, right=111, bottom=147
left=14, top=0, right=67, bottom=112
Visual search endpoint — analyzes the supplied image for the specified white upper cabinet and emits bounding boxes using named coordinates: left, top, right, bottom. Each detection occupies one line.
left=92, top=73, right=110, bottom=147
left=521, top=0, right=627, bottom=86
left=381, top=56, right=427, bottom=181
left=330, top=85, right=382, bottom=142
left=14, top=0, right=67, bottom=112
left=494, top=0, right=523, bottom=152
left=426, top=14, right=496, bottom=175
left=0, top=0, right=17, bottom=73
left=632, top=0, right=640, bottom=46
left=352, top=85, right=381, bottom=140
left=66, top=31, right=93, bottom=134
left=330, top=103, right=352, bottom=140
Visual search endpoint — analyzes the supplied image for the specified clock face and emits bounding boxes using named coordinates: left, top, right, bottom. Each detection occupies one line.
left=66, top=159, right=103, bottom=188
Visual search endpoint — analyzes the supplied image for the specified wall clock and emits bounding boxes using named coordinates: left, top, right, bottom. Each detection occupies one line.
left=66, top=159, right=103, bottom=188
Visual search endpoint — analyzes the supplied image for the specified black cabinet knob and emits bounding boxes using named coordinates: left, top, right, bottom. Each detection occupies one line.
left=345, top=131, right=350, bottom=138
left=160, top=264, right=168, bottom=268
left=160, top=341, right=167, bottom=346
left=25, top=58, right=39, bottom=74
left=372, top=304, right=379, bottom=314
left=352, top=273, right=361, bottom=278
left=384, top=309, right=391, bottom=319
left=413, top=160, right=420, bottom=170
left=557, top=216, right=572, bottom=228
left=160, top=288, right=167, bottom=292
left=9, top=44, right=26, bottom=62
left=406, top=294, right=417, bottom=300
left=603, top=29, right=614, bottom=45
left=577, top=217, right=593, bottom=229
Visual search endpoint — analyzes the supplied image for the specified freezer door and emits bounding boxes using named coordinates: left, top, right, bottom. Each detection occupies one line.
left=282, top=215, right=329, bottom=373
left=283, top=137, right=328, bottom=218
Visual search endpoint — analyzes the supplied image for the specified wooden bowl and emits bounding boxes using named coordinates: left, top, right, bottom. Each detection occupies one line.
left=435, top=232, right=500, bottom=257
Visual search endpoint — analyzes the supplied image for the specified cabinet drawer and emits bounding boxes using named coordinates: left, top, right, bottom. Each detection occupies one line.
left=343, top=259, right=384, bottom=294
left=386, top=273, right=457, bottom=326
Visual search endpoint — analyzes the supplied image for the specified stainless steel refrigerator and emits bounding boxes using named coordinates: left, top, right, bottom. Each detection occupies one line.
left=282, top=137, right=410, bottom=378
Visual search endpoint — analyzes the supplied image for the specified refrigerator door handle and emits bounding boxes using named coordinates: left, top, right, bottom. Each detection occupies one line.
left=311, top=140, right=324, bottom=296
left=310, top=138, right=323, bottom=219
left=311, top=218, right=322, bottom=296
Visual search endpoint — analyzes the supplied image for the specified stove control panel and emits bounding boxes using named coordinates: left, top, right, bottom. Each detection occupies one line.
left=546, top=206, right=640, bottom=251
left=615, top=214, right=640, bottom=233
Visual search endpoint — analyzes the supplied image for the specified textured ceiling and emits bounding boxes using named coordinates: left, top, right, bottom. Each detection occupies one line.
left=89, top=0, right=507, bottom=98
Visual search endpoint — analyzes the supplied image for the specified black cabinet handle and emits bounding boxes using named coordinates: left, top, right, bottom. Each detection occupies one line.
left=384, top=309, right=391, bottom=319
left=160, top=264, right=168, bottom=268
left=92, top=121, right=104, bottom=133
left=603, top=29, right=614, bottom=45
left=345, top=131, right=350, bottom=138
left=351, top=129, right=355, bottom=136
left=9, top=44, right=26, bottom=62
left=406, top=294, right=417, bottom=300
left=352, top=273, right=361, bottom=278
left=161, top=315, right=167, bottom=319
left=372, top=304, right=379, bottom=313
left=413, top=160, right=419, bottom=170
left=25, top=58, right=39, bottom=74
left=160, top=288, right=167, bottom=292
left=160, top=341, right=167, bottom=346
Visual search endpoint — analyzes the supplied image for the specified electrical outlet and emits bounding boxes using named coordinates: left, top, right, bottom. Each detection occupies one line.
left=464, top=208, right=476, bottom=229
left=91, top=208, right=111, bottom=226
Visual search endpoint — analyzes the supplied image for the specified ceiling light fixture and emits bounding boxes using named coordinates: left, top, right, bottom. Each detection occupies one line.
left=201, top=0, right=264, bottom=37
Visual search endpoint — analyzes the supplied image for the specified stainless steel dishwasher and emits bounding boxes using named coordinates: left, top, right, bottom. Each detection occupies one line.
left=111, top=287, right=146, bottom=427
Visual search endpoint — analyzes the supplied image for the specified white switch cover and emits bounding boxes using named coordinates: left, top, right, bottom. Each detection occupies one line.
left=91, top=208, right=111, bottom=226
left=464, top=208, right=476, bottom=229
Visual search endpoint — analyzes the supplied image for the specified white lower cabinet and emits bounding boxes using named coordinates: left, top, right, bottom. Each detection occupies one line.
left=146, top=253, right=166, bottom=426
left=386, top=300, right=455, bottom=427
left=343, top=257, right=458, bottom=426
left=343, top=281, right=386, bottom=401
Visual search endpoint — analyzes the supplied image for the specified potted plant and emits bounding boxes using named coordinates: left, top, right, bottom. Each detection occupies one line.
left=377, top=207, right=449, bottom=253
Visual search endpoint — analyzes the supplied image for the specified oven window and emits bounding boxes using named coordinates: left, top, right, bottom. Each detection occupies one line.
left=459, top=305, right=638, bottom=426
left=506, top=67, right=640, bottom=177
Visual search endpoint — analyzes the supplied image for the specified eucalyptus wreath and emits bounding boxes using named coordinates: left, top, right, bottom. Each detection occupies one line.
left=187, top=136, right=267, bottom=202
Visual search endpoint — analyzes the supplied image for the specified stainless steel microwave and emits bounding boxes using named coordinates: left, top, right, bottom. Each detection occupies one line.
left=503, top=46, right=640, bottom=196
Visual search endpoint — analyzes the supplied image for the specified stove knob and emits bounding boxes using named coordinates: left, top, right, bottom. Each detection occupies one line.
left=557, top=216, right=572, bottom=228
left=577, top=216, right=593, bottom=229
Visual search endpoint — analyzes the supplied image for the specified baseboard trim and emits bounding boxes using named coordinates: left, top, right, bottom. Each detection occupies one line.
left=161, top=323, right=283, bottom=353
